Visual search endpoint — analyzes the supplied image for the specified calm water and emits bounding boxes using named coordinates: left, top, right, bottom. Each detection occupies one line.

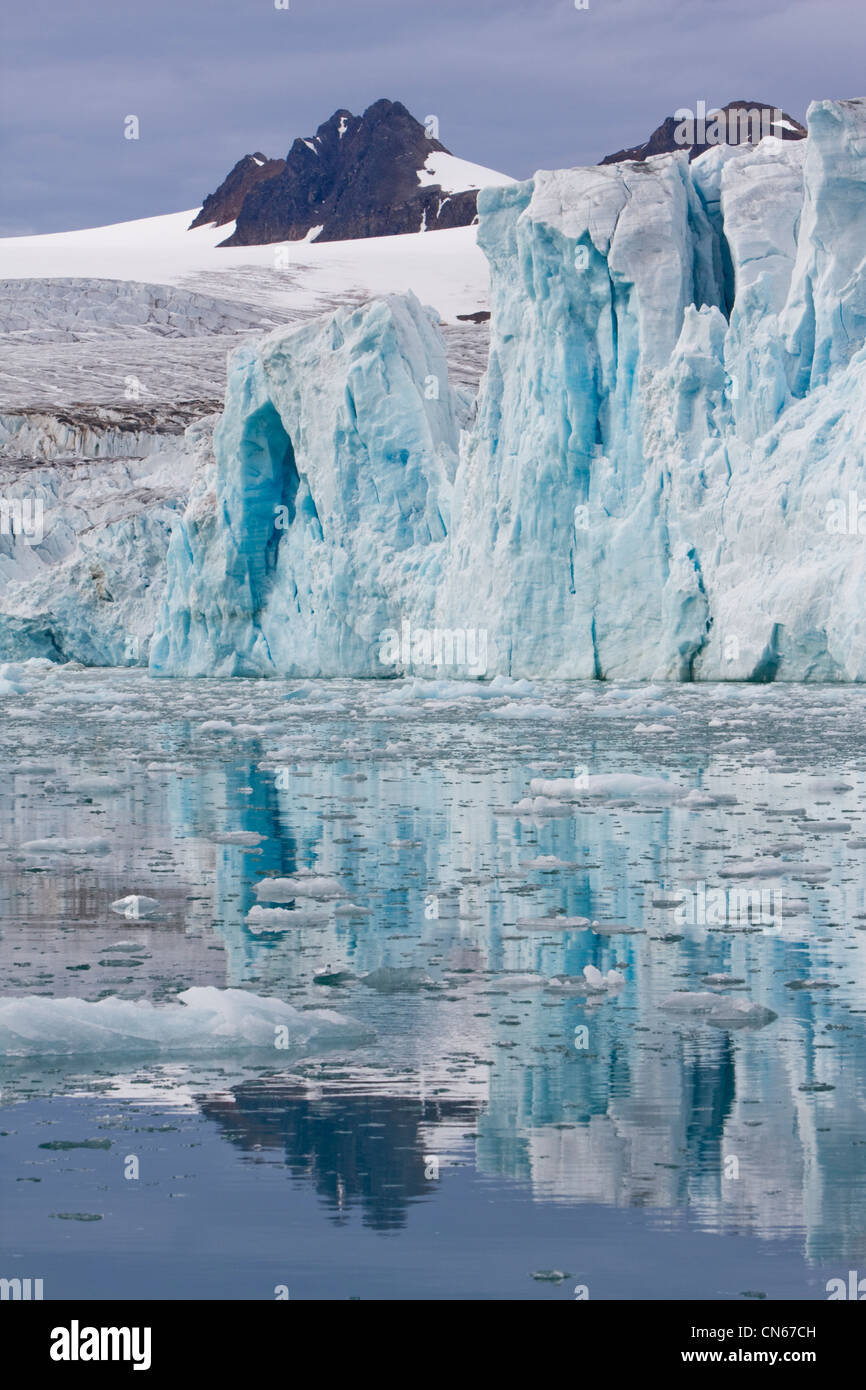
left=1, top=669, right=865, bottom=1299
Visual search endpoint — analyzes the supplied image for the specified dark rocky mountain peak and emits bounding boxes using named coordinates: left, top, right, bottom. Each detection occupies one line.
left=600, top=100, right=807, bottom=165
left=193, top=99, right=487, bottom=247
left=189, top=152, right=287, bottom=230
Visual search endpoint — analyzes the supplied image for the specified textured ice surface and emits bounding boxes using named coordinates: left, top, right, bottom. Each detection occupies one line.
left=4, top=102, right=866, bottom=678
left=439, top=100, right=866, bottom=679
left=148, top=99, right=866, bottom=681
left=660, top=992, right=778, bottom=1028
left=0, top=219, right=492, bottom=407
left=0, top=986, right=368, bottom=1055
left=254, top=873, right=344, bottom=901
left=0, top=421, right=209, bottom=664
left=151, top=292, right=463, bottom=676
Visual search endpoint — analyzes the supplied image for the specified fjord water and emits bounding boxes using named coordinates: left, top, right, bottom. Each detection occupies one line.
left=1, top=669, right=865, bottom=1300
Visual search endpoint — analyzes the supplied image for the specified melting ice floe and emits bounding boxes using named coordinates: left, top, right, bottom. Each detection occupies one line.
left=110, top=895, right=161, bottom=920
left=660, top=992, right=778, bottom=1028
left=20, top=836, right=111, bottom=856
left=253, top=872, right=343, bottom=901
left=0, top=986, right=371, bottom=1055
left=245, top=905, right=329, bottom=930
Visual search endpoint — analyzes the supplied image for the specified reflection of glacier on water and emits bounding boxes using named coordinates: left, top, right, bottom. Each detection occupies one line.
left=1, top=667, right=866, bottom=1292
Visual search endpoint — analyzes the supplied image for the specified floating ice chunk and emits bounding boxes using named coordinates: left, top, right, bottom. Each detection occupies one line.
left=20, top=837, right=111, bottom=856
left=489, top=973, right=547, bottom=990
left=598, top=688, right=678, bottom=715
left=681, top=789, right=718, bottom=808
left=545, top=966, right=625, bottom=996
left=590, top=920, right=643, bottom=935
left=719, top=857, right=831, bottom=878
left=110, top=895, right=161, bottom=920
left=583, top=964, right=626, bottom=992
left=254, top=872, right=343, bottom=901
left=518, top=855, right=578, bottom=870
left=529, top=773, right=682, bottom=803
left=0, top=986, right=370, bottom=1055
left=245, top=904, right=329, bottom=930
left=0, top=676, right=28, bottom=696
left=751, top=750, right=778, bottom=765
left=515, top=914, right=591, bottom=931
left=785, top=978, right=836, bottom=991
left=488, top=702, right=560, bottom=719
left=210, top=831, right=267, bottom=846
left=333, top=902, right=372, bottom=916
left=508, top=795, right=571, bottom=818
left=488, top=676, right=537, bottom=696
left=796, top=820, right=852, bottom=833
left=660, top=992, right=777, bottom=1028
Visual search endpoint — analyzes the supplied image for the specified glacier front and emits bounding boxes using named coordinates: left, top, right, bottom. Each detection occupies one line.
left=6, top=98, right=866, bottom=681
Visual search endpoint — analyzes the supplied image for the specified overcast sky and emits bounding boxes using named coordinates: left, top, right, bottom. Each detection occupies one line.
left=1, top=0, right=864, bottom=235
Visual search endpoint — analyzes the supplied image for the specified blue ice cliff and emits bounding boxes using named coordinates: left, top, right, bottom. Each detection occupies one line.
left=4, top=98, right=866, bottom=680
left=149, top=294, right=463, bottom=675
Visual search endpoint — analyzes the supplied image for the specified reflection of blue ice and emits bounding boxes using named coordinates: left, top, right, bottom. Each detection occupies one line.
left=1, top=671, right=865, bottom=1272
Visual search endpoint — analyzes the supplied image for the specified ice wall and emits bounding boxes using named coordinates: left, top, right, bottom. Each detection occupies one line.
left=438, top=98, right=866, bottom=680
left=150, top=293, right=462, bottom=676
left=154, top=99, right=866, bottom=681
left=6, top=99, right=865, bottom=681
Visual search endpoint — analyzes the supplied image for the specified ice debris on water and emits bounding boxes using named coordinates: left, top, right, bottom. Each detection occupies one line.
left=245, top=904, right=329, bottom=930
left=20, top=837, right=111, bottom=856
left=660, top=992, right=778, bottom=1028
left=110, top=895, right=161, bottom=920
left=0, top=987, right=371, bottom=1055
left=254, top=872, right=343, bottom=901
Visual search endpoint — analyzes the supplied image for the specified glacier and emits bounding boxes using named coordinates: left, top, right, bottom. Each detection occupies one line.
left=149, top=292, right=467, bottom=676
left=5, top=98, right=866, bottom=680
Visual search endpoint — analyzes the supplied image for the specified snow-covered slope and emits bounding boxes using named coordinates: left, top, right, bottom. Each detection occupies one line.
left=416, top=152, right=517, bottom=193
left=0, top=211, right=493, bottom=407
left=0, top=211, right=490, bottom=322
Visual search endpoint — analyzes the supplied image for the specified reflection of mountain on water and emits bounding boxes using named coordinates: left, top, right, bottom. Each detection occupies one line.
left=199, top=1081, right=480, bottom=1231
left=6, top=676, right=866, bottom=1271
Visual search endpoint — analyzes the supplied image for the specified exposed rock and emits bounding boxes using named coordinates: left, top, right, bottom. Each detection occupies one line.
left=601, top=100, right=806, bottom=165
left=221, top=99, right=482, bottom=246
left=189, top=153, right=286, bottom=229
